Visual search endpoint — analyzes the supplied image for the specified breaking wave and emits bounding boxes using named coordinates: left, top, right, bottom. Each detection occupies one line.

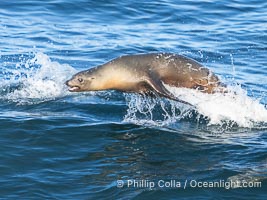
left=1, top=52, right=266, bottom=128
left=123, top=85, right=267, bottom=129
left=0, top=52, right=77, bottom=104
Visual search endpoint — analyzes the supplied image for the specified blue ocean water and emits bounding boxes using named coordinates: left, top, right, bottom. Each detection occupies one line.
left=0, top=0, right=267, bottom=199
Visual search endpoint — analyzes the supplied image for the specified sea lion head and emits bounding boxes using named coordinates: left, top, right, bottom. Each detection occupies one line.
left=65, top=69, right=98, bottom=92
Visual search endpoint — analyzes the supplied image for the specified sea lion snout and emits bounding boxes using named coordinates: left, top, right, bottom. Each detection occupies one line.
left=65, top=79, right=74, bottom=87
left=65, top=78, right=82, bottom=92
left=65, top=80, right=70, bottom=86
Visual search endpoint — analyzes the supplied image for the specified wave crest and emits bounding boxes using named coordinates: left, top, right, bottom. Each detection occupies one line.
left=123, top=85, right=267, bottom=128
left=1, top=52, right=77, bottom=104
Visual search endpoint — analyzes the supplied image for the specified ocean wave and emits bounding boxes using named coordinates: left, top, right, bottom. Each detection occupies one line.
left=0, top=52, right=77, bottom=105
left=1, top=52, right=266, bottom=128
left=123, top=84, right=267, bottom=128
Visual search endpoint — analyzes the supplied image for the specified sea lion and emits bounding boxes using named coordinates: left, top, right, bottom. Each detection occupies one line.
left=65, top=53, right=225, bottom=105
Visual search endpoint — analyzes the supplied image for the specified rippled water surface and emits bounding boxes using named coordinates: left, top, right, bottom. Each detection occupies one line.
left=0, top=0, right=267, bottom=199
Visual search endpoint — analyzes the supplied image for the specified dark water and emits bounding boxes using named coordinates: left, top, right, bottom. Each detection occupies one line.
left=1, top=0, right=267, bottom=199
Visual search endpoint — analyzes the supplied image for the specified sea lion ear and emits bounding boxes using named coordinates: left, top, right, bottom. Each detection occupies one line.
left=144, top=75, right=193, bottom=106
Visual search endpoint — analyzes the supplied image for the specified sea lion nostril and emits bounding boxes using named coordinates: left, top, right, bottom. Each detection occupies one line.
left=65, top=80, right=70, bottom=86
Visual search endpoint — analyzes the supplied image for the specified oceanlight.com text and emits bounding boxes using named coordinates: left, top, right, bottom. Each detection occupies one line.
left=116, top=179, right=262, bottom=190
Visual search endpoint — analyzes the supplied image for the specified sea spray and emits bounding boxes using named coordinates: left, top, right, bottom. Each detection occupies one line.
left=1, top=52, right=77, bottom=104
left=124, top=85, right=267, bottom=128
left=123, top=93, right=193, bottom=127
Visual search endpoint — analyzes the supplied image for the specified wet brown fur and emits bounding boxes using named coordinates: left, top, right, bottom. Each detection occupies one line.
left=66, top=53, right=225, bottom=104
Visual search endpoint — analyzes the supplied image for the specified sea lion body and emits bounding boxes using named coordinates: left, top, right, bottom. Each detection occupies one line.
left=66, top=53, right=224, bottom=104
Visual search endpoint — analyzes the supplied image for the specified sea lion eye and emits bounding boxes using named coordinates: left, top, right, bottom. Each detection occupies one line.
left=78, top=78, right=84, bottom=83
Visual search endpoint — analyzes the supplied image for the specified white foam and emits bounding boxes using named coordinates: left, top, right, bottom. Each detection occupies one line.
left=123, top=84, right=267, bottom=128
left=166, top=85, right=267, bottom=128
left=4, top=52, right=77, bottom=104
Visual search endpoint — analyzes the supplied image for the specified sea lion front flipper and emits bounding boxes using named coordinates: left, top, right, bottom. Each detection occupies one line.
left=144, top=76, right=193, bottom=106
